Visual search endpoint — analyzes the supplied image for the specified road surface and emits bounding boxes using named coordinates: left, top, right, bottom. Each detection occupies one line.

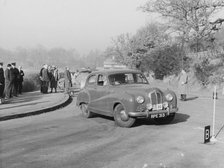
left=1, top=96, right=224, bottom=168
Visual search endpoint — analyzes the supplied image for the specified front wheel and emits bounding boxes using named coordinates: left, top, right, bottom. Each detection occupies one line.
left=80, top=103, right=93, bottom=118
left=153, top=113, right=175, bottom=125
left=114, top=104, right=136, bottom=128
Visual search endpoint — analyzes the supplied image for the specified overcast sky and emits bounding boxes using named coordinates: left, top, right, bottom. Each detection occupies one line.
left=0, top=0, right=152, bottom=55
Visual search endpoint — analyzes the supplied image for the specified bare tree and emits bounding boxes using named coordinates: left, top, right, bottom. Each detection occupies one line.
left=104, top=23, right=172, bottom=69
left=141, top=0, right=224, bottom=67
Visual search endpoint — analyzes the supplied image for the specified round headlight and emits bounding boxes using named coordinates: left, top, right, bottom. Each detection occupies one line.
left=163, top=102, right=169, bottom=108
left=165, top=93, right=173, bottom=101
left=136, top=96, right=144, bottom=104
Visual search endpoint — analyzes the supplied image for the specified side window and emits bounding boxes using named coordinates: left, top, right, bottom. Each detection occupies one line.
left=135, top=73, right=148, bottom=83
left=87, top=75, right=96, bottom=85
left=97, top=74, right=107, bottom=86
left=125, top=74, right=134, bottom=84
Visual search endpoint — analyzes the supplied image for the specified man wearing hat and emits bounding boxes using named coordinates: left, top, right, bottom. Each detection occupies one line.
left=4, top=64, right=12, bottom=99
left=0, top=62, right=5, bottom=98
left=11, top=62, right=19, bottom=97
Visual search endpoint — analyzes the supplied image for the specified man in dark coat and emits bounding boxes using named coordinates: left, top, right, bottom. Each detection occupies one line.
left=11, top=62, right=19, bottom=97
left=49, top=66, right=58, bottom=93
left=0, top=62, right=5, bottom=98
left=41, top=64, right=50, bottom=93
left=39, top=64, right=45, bottom=93
left=18, top=66, right=24, bottom=94
left=64, top=66, right=72, bottom=93
left=4, top=64, right=12, bottom=99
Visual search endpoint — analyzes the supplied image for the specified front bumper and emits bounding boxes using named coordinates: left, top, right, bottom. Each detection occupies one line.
left=128, top=108, right=178, bottom=118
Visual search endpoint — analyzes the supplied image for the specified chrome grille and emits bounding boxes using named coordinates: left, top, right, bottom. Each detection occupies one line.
left=149, top=91, right=163, bottom=105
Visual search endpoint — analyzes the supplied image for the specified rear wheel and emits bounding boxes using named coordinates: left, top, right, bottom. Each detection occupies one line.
left=80, top=103, right=93, bottom=118
left=114, top=104, right=136, bottom=128
left=153, top=113, right=175, bottom=125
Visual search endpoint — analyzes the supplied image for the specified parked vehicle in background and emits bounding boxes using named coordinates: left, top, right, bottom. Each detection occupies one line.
left=58, top=68, right=91, bottom=92
left=76, top=69, right=178, bottom=127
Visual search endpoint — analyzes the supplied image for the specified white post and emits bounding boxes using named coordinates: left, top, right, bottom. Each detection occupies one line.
left=211, top=86, right=217, bottom=143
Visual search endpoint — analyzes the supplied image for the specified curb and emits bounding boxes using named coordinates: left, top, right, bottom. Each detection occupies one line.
left=0, top=94, right=72, bottom=122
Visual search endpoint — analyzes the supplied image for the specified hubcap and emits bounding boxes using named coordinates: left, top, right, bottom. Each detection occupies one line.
left=120, top=110, right=129, bottom=121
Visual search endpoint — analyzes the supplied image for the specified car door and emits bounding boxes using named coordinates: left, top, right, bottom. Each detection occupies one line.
left=86, top=74, right=98, bottom=111
left=94, top=74, right=111, bottom=115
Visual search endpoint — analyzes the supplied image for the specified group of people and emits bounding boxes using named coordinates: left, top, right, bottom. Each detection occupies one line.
left=39, top=64, right=59, bottom=94
left=39, top=64, right=74, bottom=94
left=0, top=62, right=24, bottom=100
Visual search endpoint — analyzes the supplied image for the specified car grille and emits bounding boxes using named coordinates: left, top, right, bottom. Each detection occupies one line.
left=149, top=91, right=163, bottom=105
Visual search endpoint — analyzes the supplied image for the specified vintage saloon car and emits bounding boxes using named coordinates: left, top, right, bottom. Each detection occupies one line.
left=76, top=69, right=178, bottom=127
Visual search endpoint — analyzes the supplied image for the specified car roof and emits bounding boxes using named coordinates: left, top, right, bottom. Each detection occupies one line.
left=90, top=69, right=142, bottom=76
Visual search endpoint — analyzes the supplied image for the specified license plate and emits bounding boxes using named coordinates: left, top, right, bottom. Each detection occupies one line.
left=151, top=113, right=166, bottom=119
left=153, top=104, right=163, bottom=110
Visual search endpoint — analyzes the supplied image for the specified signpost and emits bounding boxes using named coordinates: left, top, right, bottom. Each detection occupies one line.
left=204, top=125, right=210, bottom=143
left=210, top=86, right=218, bottom=143
left=204, top=86, right=218, bottom=144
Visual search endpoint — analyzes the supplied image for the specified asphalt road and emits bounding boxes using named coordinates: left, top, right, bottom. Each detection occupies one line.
left=1, top=96, right=224, bottom=168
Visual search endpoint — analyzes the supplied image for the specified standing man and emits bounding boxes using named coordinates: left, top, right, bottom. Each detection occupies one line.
left=51, top=66, right=59, bottom=93
left=179, top=69, right=188, bottom=101
left=18, top=66, right=25, bottom=94
left=48, top=66, right=54, bottom=93
left=0, top=62, right=5, bottom=98
left=39, top=64, right=45, bottom=93
left=11, top=62, right=19, bottom=97
left=4, top=64, right=12, bottom=100
left=42, top=64, right=50, bottom=94
left=54, top=66, right=59, bottom=93
left=64, top=66, right=72, bottom=94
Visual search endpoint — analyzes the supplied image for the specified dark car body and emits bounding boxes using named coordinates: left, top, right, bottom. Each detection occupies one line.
left=76, top=69, right=178, bottom=127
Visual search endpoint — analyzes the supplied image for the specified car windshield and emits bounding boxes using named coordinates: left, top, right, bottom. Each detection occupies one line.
left=108, top=73, right=148, bottom=85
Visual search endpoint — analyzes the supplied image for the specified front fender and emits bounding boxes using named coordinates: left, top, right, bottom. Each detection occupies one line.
left=111, top=92, right=137, bottom=113
left=163, top=89, right=177, bottom=108
left=76, top=89, right=90, bottom=106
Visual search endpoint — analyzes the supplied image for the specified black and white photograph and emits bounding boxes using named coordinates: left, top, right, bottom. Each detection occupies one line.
left=1, top=0, right=224, bottom=167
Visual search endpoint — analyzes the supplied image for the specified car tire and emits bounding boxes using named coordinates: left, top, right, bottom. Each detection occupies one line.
left=153, top=113, right=175, bottom=125
left=114, top=104, right=136, bottom=128
left=80, top=103, right=93, bottom=118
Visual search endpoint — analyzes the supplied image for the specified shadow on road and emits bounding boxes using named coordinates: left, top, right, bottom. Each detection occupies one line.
left=87, top=113, right=190, bottom=127
left=171, top=113, right=190, bottom=124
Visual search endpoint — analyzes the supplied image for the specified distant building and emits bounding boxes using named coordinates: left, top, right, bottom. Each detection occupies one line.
left=103, top=57, right=127, bottom=69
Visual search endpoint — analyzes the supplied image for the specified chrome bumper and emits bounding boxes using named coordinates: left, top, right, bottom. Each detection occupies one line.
left=128, top=108, right=178, bottom=118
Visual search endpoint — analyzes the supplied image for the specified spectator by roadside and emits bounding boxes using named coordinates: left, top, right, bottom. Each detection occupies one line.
left=11, top=62, right=19, bottom=97
left=18, top=66, right=24, bottom=94
left=64, top=66, right=72, bottom=94
left=41, top=64, right=50, bottom=94
left=49, top=65, right=58, bottom=93
left=4, top=64, right=12, bottom=100
left=53, top=66, right=59, bottom=92
left=179, top=69, right=188, bottom=101
left=39, top=64, right=45, bottom=93
left=0, top=62, right=5, bottom=98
